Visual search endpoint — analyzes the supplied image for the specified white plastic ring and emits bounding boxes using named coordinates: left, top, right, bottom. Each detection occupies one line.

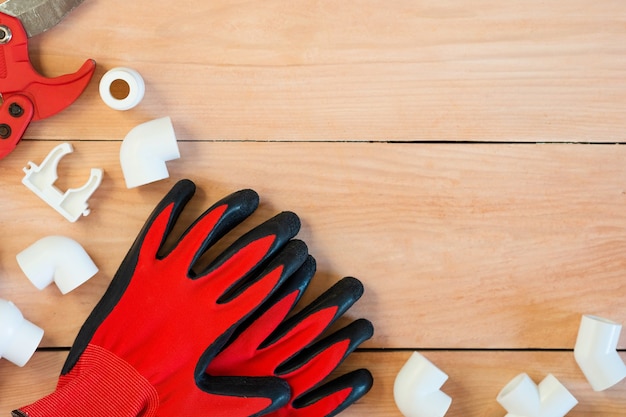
left=99, top=67, right=145, bottom=111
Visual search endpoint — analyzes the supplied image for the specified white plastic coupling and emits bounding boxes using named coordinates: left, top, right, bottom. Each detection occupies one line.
left=0, top=299, right=44, bottom=367
left=99, top=67, right=145, bottom=111
left=16, top=236, right=99, bottom=294
left=394, top=352, right=452, bottom=417
left=497, top=373, right=577, bottom=417
left=574, top=314, right=626, bottom=391
left=120, top=116, right=180, bottom=188
left=22, top=143, right=103, bottom=222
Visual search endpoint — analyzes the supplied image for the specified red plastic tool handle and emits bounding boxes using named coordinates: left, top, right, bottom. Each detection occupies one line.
left=0, top=95, right=34, bottom=159
left=0, top=12, right=95, bottom=159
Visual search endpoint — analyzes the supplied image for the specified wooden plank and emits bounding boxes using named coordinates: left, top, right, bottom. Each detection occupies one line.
left=0, top=351, right=61, bottom=414
left=1, top=141, right=625, bottom=349
left=5, top=1, right=626, bottom=415
left=19, top=0, right=626, bottom=142
left=2, top=350, right=625, bottom=416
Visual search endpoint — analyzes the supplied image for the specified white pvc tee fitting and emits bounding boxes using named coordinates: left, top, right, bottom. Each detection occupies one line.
left=497, top=373, right=577, bottom=417
left=99, top=67, right=145, bottom=111
left=394, top=352, right=452, bottom=417
left=16, top=236, right=99, bottom=294
left=574, top=314, right=626, bottom=391
left=0, top=300, right=44, bottom=367
left=120, top=116, right=180, bottom=188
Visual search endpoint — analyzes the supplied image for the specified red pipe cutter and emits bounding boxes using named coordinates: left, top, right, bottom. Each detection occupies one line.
left=0, top=0, right=95, bottom=159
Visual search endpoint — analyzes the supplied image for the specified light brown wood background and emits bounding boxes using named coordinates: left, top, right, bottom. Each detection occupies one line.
left=1, top=0, right=626, bottom=415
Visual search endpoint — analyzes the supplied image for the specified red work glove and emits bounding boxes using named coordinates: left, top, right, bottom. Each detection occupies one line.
left=206, top=256, right=374, bottom=417
left=13, top=179, right=310, bottom=417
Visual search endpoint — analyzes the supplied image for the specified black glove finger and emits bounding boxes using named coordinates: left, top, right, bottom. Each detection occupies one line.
left=131, top=180, right=260, bottom=263
left=292, top=369, right=374, bottom=417
left=198, top=240, right=311, bottom=369
left=276, top=318, right=374, bottom=377
left=129, top=179, right=198, bottom=260
left=216, top=255, right=317, bottom=355
left=162, top=188, right=260, bottom=265
left=197, top=374, right=291, bottom=417
left=197, top=244, right=313, bottom=413
left=194, top=211, right=301, bottom=280
left=261, top=277, right=365, bottom=351
left=217, top=239, right=310, bottom=305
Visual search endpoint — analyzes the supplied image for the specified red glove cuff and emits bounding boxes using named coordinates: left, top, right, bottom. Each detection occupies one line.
left=13, top=344, right=159, bottom=417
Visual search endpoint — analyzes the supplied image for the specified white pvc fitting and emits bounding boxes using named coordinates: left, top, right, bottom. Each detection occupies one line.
left=99, top=67, right=145, bottom=110
left=120, top=116, right=180, bottom=188
left=0, top=300, right=44, bottom=367
left=497, top=373, right=577, bottom=417
left=16, top=236, right=99, bottom=294
left=394, top=352, right=452, bottom=417
left=574, top=314, right=626, bottom=391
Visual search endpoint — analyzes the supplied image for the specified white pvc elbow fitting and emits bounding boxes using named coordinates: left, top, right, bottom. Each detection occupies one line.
left=16, top=236, right=99, bottom=294
left=394, top=352, right=452, bottom=417
left=497, top=373, right=577, bottom=417
left=574, top=314, right=626, bottom=391
left=120, top=116, right=180, bottom=188
left=0, top=300, right=44, bottom=367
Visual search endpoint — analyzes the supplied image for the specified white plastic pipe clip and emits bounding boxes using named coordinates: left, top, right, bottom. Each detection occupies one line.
left=574, top=314, right=626, bottom=391
left=497, top=373, right=577, bottom=417
left=0, top=299, right=44, bottom=367
left=22, top=143, right=103, bottom=222
left=120, top=116, right=180, bottom=188
left=16, top=236, right=99, bottom=294
left=394, top=352, right=452, bottom=417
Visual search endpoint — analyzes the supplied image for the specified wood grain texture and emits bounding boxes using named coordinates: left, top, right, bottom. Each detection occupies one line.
left=20, top=0, right=626, bottom=142
left=1, top=141, right=625, bottom=350
left=2, top=0, right=626, bottom=414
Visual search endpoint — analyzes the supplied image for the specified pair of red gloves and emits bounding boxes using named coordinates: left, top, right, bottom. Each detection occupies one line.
left=14, top=179, right=373, bottom=417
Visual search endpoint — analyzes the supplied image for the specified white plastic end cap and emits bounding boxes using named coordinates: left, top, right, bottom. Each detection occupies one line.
left=120, top=116, right=180, bottom=188
left=16, top=236, right=99, bottom=294
left=99, top=67, right=145, bottom=111
left=0, top=300, right=44, bottom=367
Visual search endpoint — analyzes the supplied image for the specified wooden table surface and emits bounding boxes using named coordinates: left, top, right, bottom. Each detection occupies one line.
left=1, top=0, right=626, bottom=415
